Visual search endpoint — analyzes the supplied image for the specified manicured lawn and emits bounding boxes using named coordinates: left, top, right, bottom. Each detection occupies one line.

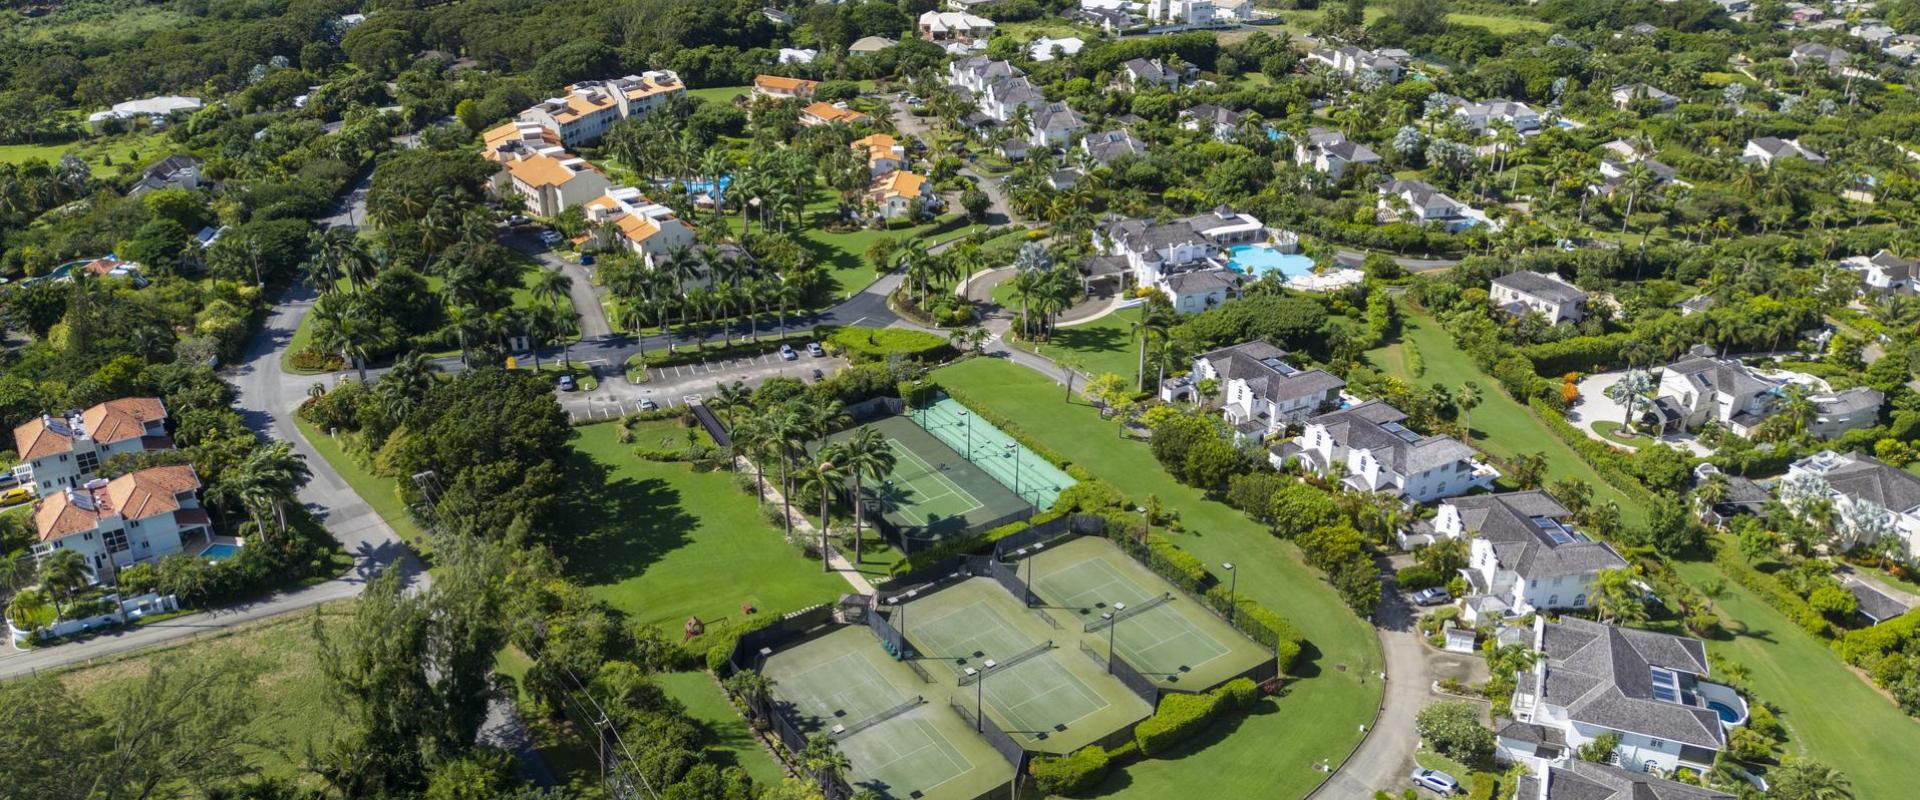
left=1279, top=7, right=1549, bottom=36
left=1018, top=307, right=1143, bottom=388
left=931, top=358, right=1382, bottom=796
left=1363, top=310, right=1645, bottom=527
left=60, top=605, right=350, bottom=784
left=720, top=198, right=962, bottom=302
left=1670, top=553, right=1920, bottom=799
left=0, top=130, right=166, bottom=176
left=293, top=417, right=431, bottom=548
left=656, top=671, right=787, bottom=785
left=559, top=423, right=847, bottom=630
left=687, top=85, right=751, bottom=106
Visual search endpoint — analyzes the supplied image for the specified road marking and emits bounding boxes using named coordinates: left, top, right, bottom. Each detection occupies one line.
left=684, top=393, right=703, bottom=406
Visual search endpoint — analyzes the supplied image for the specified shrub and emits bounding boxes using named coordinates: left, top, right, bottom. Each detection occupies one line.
left=1467, top=772, right=1499, bottom=800
left=1395, top=565, right=1447, bottom=590
left=1030, top=745, right=1111, bottom=796
left=1134, top=692, right=1221, bottom=756
left=827, top=327, right=953, bottom=363
left=1145, top=537, right=1208, bottom=593
left=1415, top=701, right=1494, bottom=766
left=1216, top=677, right=1259, bottom=711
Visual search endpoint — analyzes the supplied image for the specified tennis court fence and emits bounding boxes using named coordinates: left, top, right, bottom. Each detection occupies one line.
left=956, top=639, right=1053, bottom=686
left=1076, top=641, right=1161, bottom=705
left=948, top=697, right=1032, bottom=773
left=865, top=595, right=911, bottom=659
left=749, top=693, right=856, bottom=800
left=726, top=603, right=836, bottom=674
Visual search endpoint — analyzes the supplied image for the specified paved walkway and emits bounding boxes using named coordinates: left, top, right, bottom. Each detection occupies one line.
left=738, top=456, right=874, bottom=595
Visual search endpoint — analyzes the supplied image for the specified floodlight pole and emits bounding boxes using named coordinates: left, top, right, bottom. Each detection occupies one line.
left=975, top=665, right=987, bottom=731
left=1006, top=442, right=1022, bottom=503
left=1223, top=562, right=1238, bottom=626
left=960, top=411, right=972, bottom=459
left=1104, top=602, right=1127, bottom=674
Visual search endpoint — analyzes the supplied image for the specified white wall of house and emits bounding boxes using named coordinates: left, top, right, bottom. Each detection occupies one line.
left=1489, top=283, right=1583, bottom=324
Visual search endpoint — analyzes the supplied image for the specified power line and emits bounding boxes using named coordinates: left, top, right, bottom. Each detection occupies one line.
left=562, top=666, right=661, bottom=800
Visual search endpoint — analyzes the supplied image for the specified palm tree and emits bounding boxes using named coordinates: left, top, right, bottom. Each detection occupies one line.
left=443, top=304, right=487, bottom=367
left=215, top=443, right=312, bottom=542
left=1778, top=383, right=1817, bottom=437
left=1605, top=369, right=1656, bottom=435
left=764, top=408, right=809, bottom=539
left=311, top=293, right=374, bottom=383
left=837, top=427, right=897, bottom=567
left=532, top=267, right=573, bottom=313
left=1457, top=381, right=1483, bottom=439
left=5, top=588, right=51, bottom=632
left=1767, top=758, right=1853, bottom=800
left=36, top=549, right=89, bottom=618
left=713, top=380, right=751, bottom=429
left=805, top=448, right=850, bottom=571
left=378, top=351, right=438, bottom=421
left=800, top=734, right=852, bottom=788
left=1129, top=301, right=1174, bottom=392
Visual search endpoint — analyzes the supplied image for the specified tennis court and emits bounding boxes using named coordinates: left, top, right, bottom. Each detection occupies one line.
left=913, top=396, right=1076, bottom=511
left=761, top=626, right=1008, bottom=800
left=900, top=578, right=1151, bottom=753
left=825, top=415, right=1030, bottom=545
left=1025, top=536, right=1274, bottom=689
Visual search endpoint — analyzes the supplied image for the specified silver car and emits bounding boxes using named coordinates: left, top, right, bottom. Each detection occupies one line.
left=1410, top=768, right=1459, bottom=795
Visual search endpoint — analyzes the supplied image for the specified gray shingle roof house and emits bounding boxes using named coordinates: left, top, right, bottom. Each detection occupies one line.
left=1080, top=129, right=1148, bottom=166
left=1509, top=617, right=1745, bottom=777
left=1446, top=491, right=1628, bottom=623
left=1158, top=267, right=1242, bottom=314
left=1742, top=136, right=1826, bottom=166
left=1846, top=579, right=1912, bottom=625
left=1117, top=57, right=1181, bottom=90
left=1166, top=341, right=1345, bottom=436
left=1511, top=760, right=1734, bottom=800
left=1179, top=103, right=1247, bottom=140
left=1295, top=127, right=1382, bottom=178
left=1491, top=271, right=1588, bottom=325
left=1786, top=450, right=1920, bottom=562
left=1277, top=400, right=1494, bottom=503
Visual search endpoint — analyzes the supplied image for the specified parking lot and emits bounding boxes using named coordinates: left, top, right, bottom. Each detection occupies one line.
left=554, top=346, right=848, bottom=421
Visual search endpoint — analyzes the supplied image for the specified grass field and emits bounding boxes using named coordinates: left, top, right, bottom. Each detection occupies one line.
left=1276, top=7, right=1550, bottom=36
left=1670, top=551, right=1920, bottom=799
left=0, top=131, right=168, bottom=177
left=1015, top=307, right=1144, bottom=387
left=59, top=605, right=350, bottom=785
left=560, top=422, right=847, bottom=630
left=1363, top=310, right=1646, bottom=527
left=655, top=671, right=788, bottom=786
left=931, top=358, right=1381, bottom=794
left=293, top=417, right=431, bottom=548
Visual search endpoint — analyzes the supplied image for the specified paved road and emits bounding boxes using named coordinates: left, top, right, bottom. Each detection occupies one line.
left=504, top=231, right=613, bottom=339
left=889, top=96, right=1014, bottom=226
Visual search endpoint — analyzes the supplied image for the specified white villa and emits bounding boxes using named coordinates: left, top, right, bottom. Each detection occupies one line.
left=1307, top=46, right=1410, bottom=81
left=1273, top=400, right=1496, bottom=503
left=1641, top=347, right=1882, bottom=439
left=1097, top=207, right=1263, bottom=313
left=31, top=465, right=216, bottom=580
left=1443, top=491, right=1628, bottom=623
left=918, top=11, right=995, bottom=47
left=1513, top=761, right=1733, bottom=800
left=1742, top=137, right=1826, bottom=167
left=1504, top=617, right=1744, bottom=777
left=578, top=188, right=697, bottom=266
left=1161, top=341, right=1346, bottom=437
left=1490, top=271, right=1587, bottom=325
left=1379, top=179, right=1490, bottom=232
left=1839, top=249, right=1915, bottom=294
left=1142, top=0, right=1251, bottom=27
left=13, top=398, right=171, bottom=497
left=1454, top=99, right=1542, bottom=134
left=516, top=72, right=684, bottom=148
left=1295, top=128, right=1383, bottom=178
left=1782, top=450, right=1920, bottom=563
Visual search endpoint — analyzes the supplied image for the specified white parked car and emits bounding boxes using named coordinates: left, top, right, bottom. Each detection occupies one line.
left=779, top=344, right=797, bottom=361
left=1410, top=768, right=1459, bottom=795
left=540, top=229, right=563, bottom=244
left=806, top=342, right=824, bottom=357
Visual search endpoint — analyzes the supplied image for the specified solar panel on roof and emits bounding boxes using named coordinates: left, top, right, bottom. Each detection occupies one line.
left=1382, top=422, right=1422, bottom=443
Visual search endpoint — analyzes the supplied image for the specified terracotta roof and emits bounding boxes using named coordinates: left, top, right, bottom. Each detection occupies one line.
left=506, top=153, right=589, bottom=188
left=552, top=92, right=615, bottom=124
left=13, top=416, right=75, bottom=460
left=174, top=508, right=211, bottom=527
left=802, top=102, right=869, bottom=125
left=34, top=464, right=201, bottom=542
left=871, top=171, right=928, bottom=200
left=853, top=133, right=898, bottom=150
left=754, top=75, right=819, bottom=95
left=617, top=214, right=664, bottom=243
left=82, top=397, right=166, bottom=446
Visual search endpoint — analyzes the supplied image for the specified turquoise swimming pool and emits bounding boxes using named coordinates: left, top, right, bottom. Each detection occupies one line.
left=1226, top=244, right=1315, bottom=279
left=201, top=543, right=241, bottom=561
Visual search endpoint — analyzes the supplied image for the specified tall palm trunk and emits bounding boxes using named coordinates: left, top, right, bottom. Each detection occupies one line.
left=852, top=475, right=865, bottom=565
left=819, top=489, right=832, bottom=571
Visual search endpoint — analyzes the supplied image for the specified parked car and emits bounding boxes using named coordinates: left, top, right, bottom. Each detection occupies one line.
left=1410, top=768, right=1459, bottom=795
left=806, top=342, right=824, bottom=357
left=540, top=229, right=563, bottom=244
left=507, top=214, right=530, bottom=226
left=811, top=368, right=824, bottom=381
left=1411, top=587, right=1451, bottom=606
left=556, top=374, right=577, bottom=392
left=638, top=398, right=658, bottom=410
left=0, top=486, right=32, bottom=508
left=580, top=254, right=595, bottom=266
left=779, top=344, right=797, bottom=360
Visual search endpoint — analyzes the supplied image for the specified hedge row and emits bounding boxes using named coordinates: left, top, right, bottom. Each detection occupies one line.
left=1711, top=542, right=1836, bottom=640
left=1202, top=586, right=1305, bottom=673
left=1529, top=399, right=1663, bottom=508
left=1518, top=333, right=1635, bottom=376
left=886, top=509, right=1069, bottom=577
left=827, top=327, right=953, bottom=364
left=1135, top=677, right=1260, bottom=756
left=1030, top=743, right=1112, bottom=796
left=931, top=380, right=1078, bottom=470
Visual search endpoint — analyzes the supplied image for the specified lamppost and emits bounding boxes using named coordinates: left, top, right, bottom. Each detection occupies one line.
left=959, top=410, right=971, bottom=459
left=1005, top=442, right=1022, bottom=504
left=1103, top=602, right=1127, bottom=674
left=1222, top=562, right=1238, bottom=626
left=972, top=657, right=998, bottom=732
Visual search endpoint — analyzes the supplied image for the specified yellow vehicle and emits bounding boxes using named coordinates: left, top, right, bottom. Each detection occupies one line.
left=0, top=486, right=33, bottom=508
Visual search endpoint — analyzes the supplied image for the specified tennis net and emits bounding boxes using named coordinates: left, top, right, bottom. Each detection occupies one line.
left=1082, top=593, right=1173, bottom=632
left=834, top=696, right=924, bottom=739
left=956, top=640, right=1053, bottom=686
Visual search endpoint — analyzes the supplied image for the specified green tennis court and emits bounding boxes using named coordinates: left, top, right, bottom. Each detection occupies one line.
left=914, top=396, right=1076, bottom=511
left=1027, top=536, right=1274, bottom=689
left=761, top=626, right=1008, bottom=800
left=824, top=415, right=1030, bottom=544
left=900, top=578, right=1151, bottom=753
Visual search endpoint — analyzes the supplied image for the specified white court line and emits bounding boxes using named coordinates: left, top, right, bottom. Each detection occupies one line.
left=887, top=441, right=984, bottom=525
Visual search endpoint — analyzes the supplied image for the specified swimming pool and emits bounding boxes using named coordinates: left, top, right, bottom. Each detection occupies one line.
left=1226, top=244, right=1316, bottom=280
left=1706, top=700, right=1742, bottom=724
left=200, top=543, right=241, bottom=561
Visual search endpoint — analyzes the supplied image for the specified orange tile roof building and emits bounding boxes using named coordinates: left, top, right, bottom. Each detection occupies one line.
left=32, top=464, right=212, bottom=578
left=517, top=71, right=684, bottom=148
left=579, top=188, right=697, bottom=267
left=752, top=74, right=820, bottom=100
left=852, top=133, right=907, bottom=176
left=12, top=398, right=171, bottom=498
left=867, top=171, right=932, bottom=219
left=799, top=102, right=872, bottom=127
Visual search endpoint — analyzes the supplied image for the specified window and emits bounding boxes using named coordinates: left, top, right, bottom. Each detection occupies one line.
left=1547, top=595, right=1559, bottom=606
left=76, top=451, right=98, bottom=474
left=104, top=529, right=128, bottom=554
left=1647, top=738, right=1664, bottom=749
